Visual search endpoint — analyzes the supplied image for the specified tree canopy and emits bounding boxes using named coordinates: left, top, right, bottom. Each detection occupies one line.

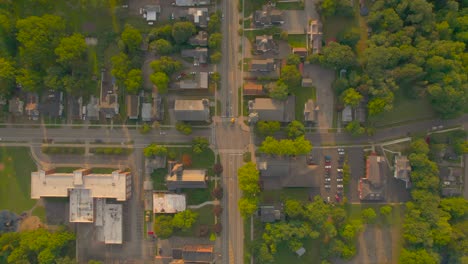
left=121, top=24, right=142, bottom=54
left=150, top=72, right=169, bottom=94
left=172, top=22, right=196, bottom=44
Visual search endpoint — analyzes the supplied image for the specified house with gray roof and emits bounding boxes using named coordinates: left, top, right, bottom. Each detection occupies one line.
left=175, top=0, right=211, bottom=6
left=248, top=96, right=295, bottom=122
left=8, top=97, right=24, bottom=116
left=174, top=99, right=210, bottom=121
left=259, top=205, right=283, bottom=223
left=257, top=156, right=318, bottom=189
left=179, top=72, right=209, bottom=89
left=39, top=90, right=63, bottom=118
left=189, top=31, right=208, bottom=47
left=141, top=103, right=152, bottom=122
left=99, top=71, right=119, bottom=119
left=304, top=99, right=317, bottom=123
left=254, top=5, right=284, bottom=27
left=70, top=96, right=83, bottom=120
left=342, top=106, right=353, bottom=123
left=255, top=35, right=277, bottom=54
left=309, top=20, right=323, bottom=54
left=249, top=59, right=276, bottom=72
left=440, top=167, right=463, bottom=197
left=181, top=48, right=208, bottom=65
left=394, top=155, right=411, bottom=188
left=86, top=96, right=100, bottom=121
left=188, top=8, right=209, bottom=28
left=359, top=154, right=386, bottom=201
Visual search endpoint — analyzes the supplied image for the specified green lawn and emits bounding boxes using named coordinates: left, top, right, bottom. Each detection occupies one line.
left=369, top=90, right=435, bottom=127
left=276, top=1, right=304, bottom=10
left=152, top=168, right=167, bottom=191
left=272, top=238, right=321, bottom=264
left=323, top=15, right=357, bottom=41
left=244, top=27, right=283, bottom=43
left=173, top=205, right=215, bottom=237
left=244, top=0, right=269, bottom=16
left=32, top=205, right=47, bottom=222
left=167, top=147, right=215, bottom=169
left=291, top=85, right=316, bottom=122
left=287, top=34, right=307, bottom=48
left=0, top=147, right=37, bottom=214
left=183, top=180, right=214, bottom=205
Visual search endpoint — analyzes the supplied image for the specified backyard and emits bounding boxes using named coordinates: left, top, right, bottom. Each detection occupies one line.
left=287, top=34, right=307, bottom=48
left=291, top=85, right=316, bottom=122
left=172, top=205, right=215, bottom=237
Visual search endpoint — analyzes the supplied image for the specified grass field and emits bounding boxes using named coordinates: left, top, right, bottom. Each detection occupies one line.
left=369, top=90, right=435, bottom=127
left=273, top=238, right=321, bottom=264
left=167, top=147, right=215, bottom=170
left=173, top=205, right=215, bottom=237
left=0, top=147, right=37, bottom=214
left=183, top=181, right=215, bottom=205
left=287, top=34, right=307, bottom=48
left=291, top=85, right=316, bottom=122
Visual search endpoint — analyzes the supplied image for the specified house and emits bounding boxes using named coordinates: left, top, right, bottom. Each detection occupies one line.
left=304, top=99, right=317, bottom=123
left=308, top=20, right=323, bottom=54
left=440, top=167, right=463, bottom=197
left=175, top=0, right=211, bottom=6
left=355, top=105, right=366, bottom=123
left=174, top=99, right=210, bottom=121
left=259, top=205, right=283, bottom=223
left=249, top=96, right=295, bottom=122
left=144, top=5, right=161, bottom=23
left=179, top=72, right=209, bottom=89
left=394, top=155, right=411, bottom=188
left=39, top=90, right=63, bottom=118
left=249, top=59, right=276, bottom=72
left=342, top=106, right=353, bottom=123
left=359, top=154, right=386, bottom=201
left=152, top=93, right=164, bottom=121
left=292, top=47, right=308, bottom=58
left=86, top=95, right=100, bottom=121
left=25, top=92, right=39, bottom=120
left=153, top=193, right=186, bottom=214
left=255, top=35, right=277, bottom=54
left=166, top=163, right=207, bottom=190
left=189, top=31, right=208, bottom=46
left=342, top=105, right=366, bottom=124
left=8, top=97, right=24, bottom=116
left=126, top=95, right=140, bottom=120
left=69, top=96, right=83, bottom=120
left=141, top=103, right=153, bottom=122
left=99, top=71, right=119, bottom=119
left=254, top=6, right=284, bottom=27
left=243, top=82, right=264, bottom=95
left=188, top=8, right=209, bottom=28
left=257, top=156, right=318, bottom=189
left=172, top=245, right=215, bottom=264
left=181, top=48, right=208, bottom=65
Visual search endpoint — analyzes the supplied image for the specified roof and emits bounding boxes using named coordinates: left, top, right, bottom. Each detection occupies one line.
left=31, top=169, right=131, bottom=201
left=166, top=163, right=207, bottom=190
left=342, top=106, right=353, bottom=122
left=142, top=103, right=152, bottom=121
left=309, top=20, right=323, bottom=54
left=146, top=5, right=160, bottom=21
left=182, top=245, right=214, bottom=263
left=175, top=0, right=211, bottom=6
left=250, top=59, right=276, bottom=72
left=69, top=189, right=94, bottom=222
left=188, top=8, right=208, bottom=27
left=153, top=193, right=186, bottom=213
left=250, top=96, right=295, bottom=122
left=255, top=35, right=276, bottom=53
left=355, top=106, right=366, bottom=123
left=302, top=78, right=313, bottom=87
left=304, top=99, right=316, bottom=122
left=258, top=156, right=317, bottom=188
left=394, top=155, right=411, bottom=182
left=126, top=95, right=140, bottom=119
left=293, top=47, right=308, bottom=57
left=189, top=31, right=208, bottom=46
left=181, top=48, right=208, bottom=64
left=359, top=154, right=386, bottom=200
left=296, top=247, right=306, bottom=257
left=440, top=167, right=463, bottom=197
left=103, top=203, right=122, bottom=244
left=243, top=82, right=264, bottom=95
left=199, top=72, right=208, bottom=89
left=86, top=96, right=100, bottom=120
left=146, top=156, right=167, bottom=171
left=174, top=99, right=210, bottom=121
left=39, top=90, right=63, bottom=117
left=8, top=97, right=24, bottom=115
left=260, top=205, right=281, bottom=222
left=70, top=96, right=83, bottom=120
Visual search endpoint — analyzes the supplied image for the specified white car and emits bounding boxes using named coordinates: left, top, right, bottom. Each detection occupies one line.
left=325, top=178, right=331, bottom=182
left=337, top=168, right=343, bottom=172
left=337, top=178, right=343, bottom=182
left=337, top=184, right=344, bottom=189
left=325, top=165, right=331, bottom=169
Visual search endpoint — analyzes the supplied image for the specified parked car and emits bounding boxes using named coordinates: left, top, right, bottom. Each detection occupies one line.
left=337, top=168, right=343, bottom=172
left=325, top=178, right=331, bottom=182
left=338, top=148, right=345, bottom=155
left=325, top=184, right=331, bottom=189
left=337, top=184, right=344, bottom=189
left=325, top=165, right=331, bottom=169
left=325, top=155, right=332, bottom=162
left=337, top=178, right=343, bottom=182
left=307, top=155, right=315, bottom=165
left=337, top=172, right=343, bottom=179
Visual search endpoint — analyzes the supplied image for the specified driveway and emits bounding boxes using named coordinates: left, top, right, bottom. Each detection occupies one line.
left=347, top=147, right=364, bottom=203
left=281, top=10, right=308, bottom=34
left=303, top=64, right=335, bottom=129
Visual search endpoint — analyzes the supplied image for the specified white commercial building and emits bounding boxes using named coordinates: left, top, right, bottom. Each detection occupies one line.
left=153, top=193, right=186, bottom=214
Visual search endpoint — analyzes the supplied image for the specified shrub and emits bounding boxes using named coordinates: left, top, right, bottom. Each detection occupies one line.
left=212, top=187, right=223, bottom=200
left=182, top=154, right=192, bottom=167
left=213, top=205, right=223, bottom=217
left=213, top=223, right=222, bottom=234
left=213, top=163, right=223, bottom=175
left=243, top=152, right=251, bottom=162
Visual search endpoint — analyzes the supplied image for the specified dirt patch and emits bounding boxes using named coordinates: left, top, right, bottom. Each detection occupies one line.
left=0, top=163, right=4, bottom=171
left=19, top=216, right=46, bottom=231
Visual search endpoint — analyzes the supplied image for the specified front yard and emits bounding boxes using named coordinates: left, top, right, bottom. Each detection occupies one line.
left=287, top=34, right=307, bottom=48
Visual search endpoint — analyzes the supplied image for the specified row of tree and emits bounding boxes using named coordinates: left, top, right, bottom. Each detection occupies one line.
left=153, top=210, right=198, bottom=238
left=400, top=139, right=468, bottom=263
left=258, top=136, right=312, bottom=156
left=256, top=120, right=306, bottom=138
left=237, top=162, right=261, bottom=218
left=315, top=0, right=467, bottom=119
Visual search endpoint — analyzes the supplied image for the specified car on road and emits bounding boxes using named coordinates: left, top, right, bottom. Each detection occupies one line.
left=325, top=155, right=331, bottom=162
left=307, top=155, right=315, bottom=165
left=337, top=172, right=343, bottom=179
left=325, top=164, right=331, bottom=169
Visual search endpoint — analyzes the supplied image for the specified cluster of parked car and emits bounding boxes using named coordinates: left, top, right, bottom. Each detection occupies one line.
left=324, top=148, right=346, bottom=192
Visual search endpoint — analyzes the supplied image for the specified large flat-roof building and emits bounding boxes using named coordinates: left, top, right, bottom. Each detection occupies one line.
left=248, top=96, right=295, bottom=122
left=174, top=99, right=210, bottom=121
left=153, top=193, right=186, bottom=214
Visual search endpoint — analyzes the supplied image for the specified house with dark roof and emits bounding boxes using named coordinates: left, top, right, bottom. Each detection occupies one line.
left=308, top=20, right=323, bottom=54
left=359, top=154, right=386, bottom=201
left=254, top=35, right=277, bottom=54
left=292, top=47, right=308, bottom=58
left=342, top=104, right=366, bottom=124
left=126, top=95, right=140, bottom=120
left=181, top=48, right=208, bottom=65
left=188, top=8, right=209, bottom=28
left=171, top=245, right=214, bottom=264
left=257, top=156, right=318, bottom=189
left=440, top=167, right=463, bottom=197
left=304, top=99, right=317, bottom=123
left=189, top=31, right=208, bottom=47
left=99, top=70, right=119, bottom=119
left=174, top=99, right=210, bottom=121
left=39, top=90, right=63, bottom=118
left=254, top=5, right=284, bottom=27
left=258, top=205, right=283, bottom=223
left=249, top=59, right=276, bottom=72
left=179, top=72, right=209, bottom=89
left=249, top=96, right=295, bottom=122
left=69, top=96, right=83, bottom=120
left=175, top=0, right=211, bottom=6
left=394, top=155, right=411, bottom=188
left=8, top=97, right=24, bottom=116
left=166, top=162, right=207, bottom=191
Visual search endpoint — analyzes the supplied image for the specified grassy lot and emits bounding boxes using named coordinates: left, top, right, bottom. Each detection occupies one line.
left=54, top=167, right=81, bottom=173
left=173, top=205, right=215, bottom=237
left=167, top=147, right=215, bottom=170
left=261, top=188, right=312, bottom=203
left=244, top=0, right=269, bottom=16
left=272, top=238, right=321, bottom=264
left=322, top=15, right=357, bottom=41
left=32, top=205, right=47, bottom=222
left=369, top=90, right=435, bottom=127
left=290, top=85, right=316, bottom=122
left=276, top=1, right=305, bottom=10
left=91, top=168, right=119, bottom=174
left=152, top=168, right=167, bottom=190
left=287, top=34, right=307, bottom=48
left=244, top=18, right=251, bottom=29
left=0, top=147, right=37, bottom=214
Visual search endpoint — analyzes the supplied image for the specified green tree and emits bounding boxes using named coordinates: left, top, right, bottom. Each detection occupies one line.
left=210, top=51, right=222, bottom=63
left=150, top=39, right=173, bottom=55
left=192, top=137, right=209, bottom=154
left=399, top=249, right=439, bottom=264
left=286, top=53, right=301, bottom=66
left=361, top=208, right=377, bottom=224
left=172, top=22, right=196, bottom=44
left=148, top=25, right=173, bottom=42
left=269, top=81, right=289, bottom=101
left=341, top=88, right=362, bottom=107
left=124, top=69, right=142, bottom=94
left=176, top=122, right=193, bottom=135
left=208, top=12, right=221, bottom=33
left=319, top=42, right=356, bottom=70
left=337, top=27, right=360, bottom=48
left=208, top=33, right=222, bottom=50
left=154, top=215, right=174, bottom=238
left=210, top=72, right=221, bottom=84
left=238, top=196, right=258, bottom=218
left=440, top=197, right=468, bottom=219
left=258, top=243, right=274, bottom=263
left=280, top=65, right=301, bottom=87
left=0, top=57, right=15, bottom=95
left=238, top=162, right=260, bottom=196
left=380, top=205, right=392, bottom=217
left=121, top=24, right=142, bottom=53
left=150, top=57, right=183, bottom=75
left=16, top=68, right=40, bottom=92
left=345, top=121, right=365, bottom=136
left=284, top=199, right=304, bottom=218
left=367, top=98, right=387, bottom=116
left=150, top=72, right=169, bottom=94
left=55, top=33, right=87, bottom=66
left=144, top=144, right=168, bottom=157
left=256, top=121, right=281, bottom=137
left=172, top=210, right=198, bottom=231
left=410, top=139, right=430, bottom=155
left=111, top=52, right=130, bottom=84
left=286, top=120, right=305, bottom=139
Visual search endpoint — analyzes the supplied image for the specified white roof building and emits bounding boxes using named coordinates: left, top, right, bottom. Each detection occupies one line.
left=103, top=204, right=123, bottom=244
left=153, top=193, right=186, bottom=213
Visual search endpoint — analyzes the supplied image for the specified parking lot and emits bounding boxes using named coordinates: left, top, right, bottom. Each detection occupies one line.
left=312, top=147, right=346, bottom=203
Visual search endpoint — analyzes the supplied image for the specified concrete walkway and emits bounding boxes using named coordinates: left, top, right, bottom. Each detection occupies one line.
left=187, top=200, right=220, bottom=209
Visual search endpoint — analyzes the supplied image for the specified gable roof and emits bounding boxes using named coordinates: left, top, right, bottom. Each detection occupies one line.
left=126, top=95, right=140, bottom=119
left=249, top=96, right=295, bottom=122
